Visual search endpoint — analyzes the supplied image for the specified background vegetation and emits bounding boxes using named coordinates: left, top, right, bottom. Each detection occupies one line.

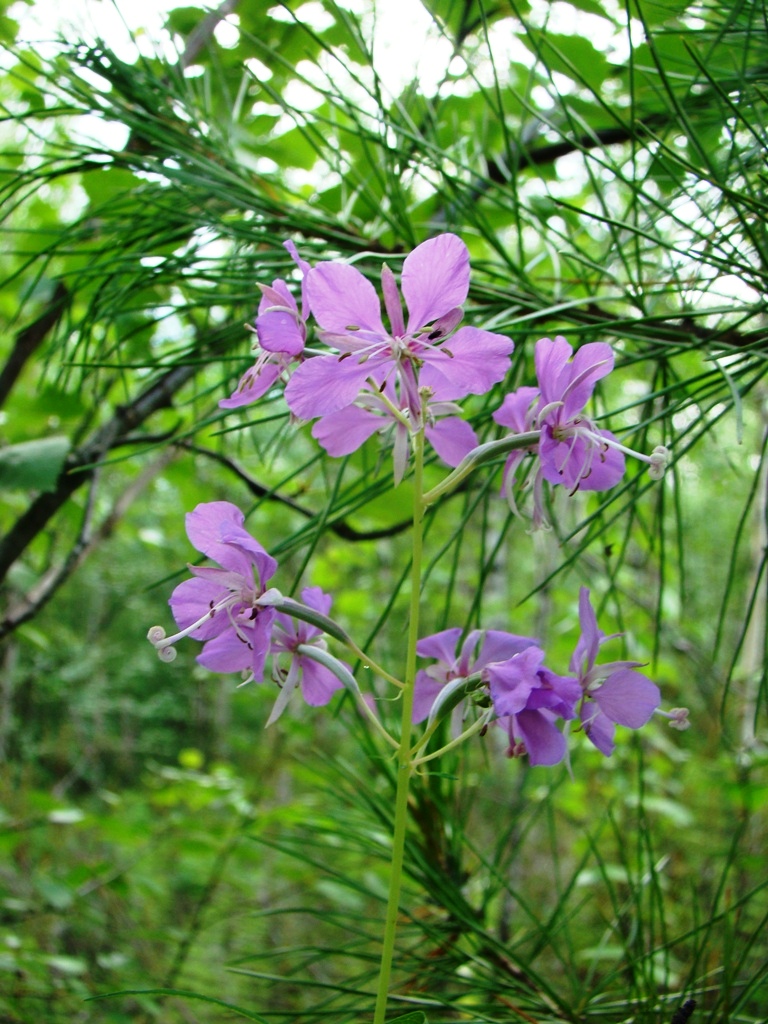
left=0, top=0, right=766, bottom=1021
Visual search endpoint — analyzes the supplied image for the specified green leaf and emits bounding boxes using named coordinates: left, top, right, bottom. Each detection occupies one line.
left=387, top=1014, right=429, bottom=1024
left=634, top=0, right=691, bottom=26
left=0, top=437, right=70, bottom=492
left=522, top=31, right=611, bottom=92
left=565, top=0, right=615, bottom=17
left=90, top=989, right=271, bottom=1021
left=81, top=167, right=143, bottom=207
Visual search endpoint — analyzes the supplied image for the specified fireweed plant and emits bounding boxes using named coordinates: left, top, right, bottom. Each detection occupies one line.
left=148, top=233, right=687, bottom=1023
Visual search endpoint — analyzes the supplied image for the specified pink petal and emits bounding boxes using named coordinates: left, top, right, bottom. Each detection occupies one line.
left=475, top=630, right=540, bottom=669
left=299, top=658, right=344, bottom=705
left=580, top=704, right=616, bottom=756
left=561, top=342, right=614, bottom=418
left=539, top=432, right=625, bottom=492
left=299, top=585, right=333, bottom=616
left=487, top=648, right=545, bottom=717
left=595, top=670, right=660, bottom=728
left=420, top=326, right=514, bottom=399
left=283, top=239, right=311, bottom=317
left=402, top=234, right=470, bottom=332
left=185, top=502, right=248, bottom=571
left=169, top=576, right=232, bottom=640
left=416, top=627, right=463, bottom=665
left=580, top=442, right=625, bottom=491
left=425, top=417, right=478, bottom=467
left=217, top=524, right=277, bottom=587
left=258, top=280, right=295, bottom=314
left=196, top=628, right=255, bottom=673
left=257, top=308, right=304, bottom=355
left=198, top=610, right=275, bottom=680
left=515, top=709, right=567, bottom=766
left=534, top=336, right=573, bottom=407
left=219, top=362, right=282, bottom=409
left=306, top=262, right=386, bottom=335
left=493, top=386, right=540, bottom=431
left=311, top=405, right=383, bottom=456
left=284, top=239, right=310, bottom=277
left=535, top=668, right=582, bottom=715
left=572, top=587, right=601, bottom=673
left=381, top=264, right=405, bottom=336
left=500, top=450, right=529, bottom=495
left=285, top=354, right=374, bottom=419
left=412, top=671, right=448, bottom=724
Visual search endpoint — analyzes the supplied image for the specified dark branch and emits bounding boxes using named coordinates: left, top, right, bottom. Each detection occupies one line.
left=486, top=119, right=668, bottom=182
left=0, top=452, right=174, bottom=641
left=671, top=999, right=696, bottom=1024
left=176, top=441, right=412, bottom=542
left=0, top=282, right=69, bottom=408
left=0, top=362, right=195, bottom=586
left=180, top=0, right=241, bottom=69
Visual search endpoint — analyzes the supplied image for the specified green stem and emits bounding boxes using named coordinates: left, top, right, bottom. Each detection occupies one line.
left=296, top=645, right=400, bottom=750
left=372, top=426, right=426, bottom=1024
left=261, top=594, right=404, bottom=689
left=422, top=431, right=540, bottom=506
left=411, top=709, right=494, bottom=767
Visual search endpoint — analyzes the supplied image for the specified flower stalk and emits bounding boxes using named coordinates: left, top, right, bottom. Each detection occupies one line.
left=372, top=421, right=427, bottom=1024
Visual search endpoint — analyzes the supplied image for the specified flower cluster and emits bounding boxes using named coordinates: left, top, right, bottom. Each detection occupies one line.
left=222, top=238, right=669, bottom=516
left=493, top=336, right=669, bottom=526
left=149, top=234, right=683, bottom=763
left=147, top=501, right=343, bottom=721
left=414, top=588, right=686, bottom=766
left=221, top=233, right=513, bottom=481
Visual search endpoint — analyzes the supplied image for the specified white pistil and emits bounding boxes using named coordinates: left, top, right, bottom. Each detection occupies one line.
left=572, top=422, right=671, bottom=480
left=535, top=399, right=564, bottom=422
left=658, top=706, right=690, bottom=730
left=147, top=592, right=246, bottom=662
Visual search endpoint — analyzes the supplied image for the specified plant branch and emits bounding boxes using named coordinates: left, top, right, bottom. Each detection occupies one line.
left=0, top=362, right=195, bottom=587
left=0, top=450, right=176, bottom=641
left=175, top=441, right=412, bottom=541
left=179, top=0, right=241, bottom=69
left=0, top=282, right=69, bottom=408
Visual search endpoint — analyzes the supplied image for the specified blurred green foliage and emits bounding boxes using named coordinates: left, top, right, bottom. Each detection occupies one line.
left=0, top=0, right=767, bottom=1021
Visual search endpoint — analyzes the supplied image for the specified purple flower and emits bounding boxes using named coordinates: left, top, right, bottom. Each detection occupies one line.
left=310, top=379, right=479, bottom=484
left=284, top=234, right=514, bottom=421
left=147, top=501, right=278, bottom=683
left=533, top=336, right=625, bottom=491
left=486, top=647, right=581, bottom=766
left=491, top=385, right=541, bottom=510
left=266, top=585, right=345, bottom=723
left=413, top=627, right=537, bottom=725
left=219, top=346, right=294, bottom=410
left=570, top=587, right=660, bottom=756
left=220, top=241, right=309, bottom=409
left=493, top=337, right=626, bottom=525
